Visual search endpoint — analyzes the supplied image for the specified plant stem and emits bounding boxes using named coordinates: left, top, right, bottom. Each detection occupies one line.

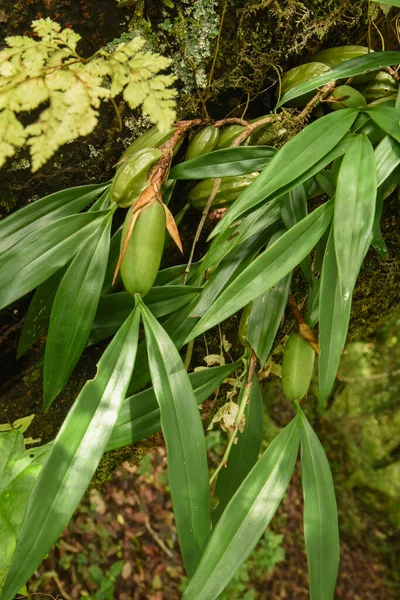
left=209, top=349, right=257, bottom=485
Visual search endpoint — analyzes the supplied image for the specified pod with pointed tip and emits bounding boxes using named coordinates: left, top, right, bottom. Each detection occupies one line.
left=118, top=126, right=176, bottom=167
left=120, top=201, right=166, bottom=297
left=186, top=125, right=220, bottom=160
left=281, top=333, right=315, bottom=401
left=188, top=173, right=259, bottom=210
left=111, top=147, right=163, bottom=208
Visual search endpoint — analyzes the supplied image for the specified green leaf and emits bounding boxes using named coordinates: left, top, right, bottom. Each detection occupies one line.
left=280, top=184, right=313, bottom=284
left=0, top=432, right=51, bottom=589
left=318, top=231, right=351, bottom=408
left=0, top=183, right=109, bottom=254
left=372, top=187, right=388, bottom=257
left=366, top=106, right=400, bottom=143
left=209, top=110, right=358, bottom=238
left=187, top=201, right=333, bottom=342
left=182, top=413, right=301, bottom=600
left=107, top=361, right=241, bottom=451
left=212, top=375, right=264, bottom=525
left=169, top=146, right=276, bottom=179
left=1, top=307, right=140, bottom=600
left=140, top=300, right=211, bottom=576
left=89, top=286, right=201, bottom=345
left=88, top=186, right=112, bottom=212
left=278, top=51, right=400, bottom=107
left=247, top=234, right=292, bottom=366
left=370, top=0, right=400, bottom=6
left=299, top=407, right=340, bottom=600
left=334, top=135, right=377, bottom=299
left=101, top=228, right=122, bottom=294
left=0, top=212, right=107, bottom=312
left=16, top=268, right=65, bottom=358
left=43, top=215, right=112, bottom=409
left=375, top=135, right=400, bottom=187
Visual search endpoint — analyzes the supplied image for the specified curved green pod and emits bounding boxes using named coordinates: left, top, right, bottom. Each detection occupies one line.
left=118, top=126, right=176, bottom=167
left=329, top=85, right=367, bottom=111
left=215, top=125, right=248, bottom=149
left=281, top=333, right=315, bottom=401
left=111, top=147, right=163, bottom=208
left=280, top=62, right=330, bottom=107
left=120, top=201, right=166, bottom=297
left=355, top=71, right=398, bottom=103
left=186, top=125, right=220, bottom=160
left=188, top=172, right=259, bottom=210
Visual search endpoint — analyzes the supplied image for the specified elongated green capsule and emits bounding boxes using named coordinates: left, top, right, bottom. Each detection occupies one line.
left=188, top=173, right=259, bottom=210
left=280, top=62, right=330, bottom=107
left=356, top=71, right=398, bottom=103
left=281, top=333, right=315, bottom=401
left=111, top=148, right=163, bottom=208
left=118, top=127, right=176, bottom=167
left=238, top=303, right=252, bottom=348
left=186, top=125, right=220, bottom=160
left=120, top=201, right=166, bottom=297
left=215, top=125, right=248, bottom=149
left=329, top=85, right=367, bottom=110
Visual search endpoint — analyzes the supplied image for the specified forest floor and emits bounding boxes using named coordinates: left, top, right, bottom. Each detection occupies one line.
left=28, top=442, right=400, bottom=600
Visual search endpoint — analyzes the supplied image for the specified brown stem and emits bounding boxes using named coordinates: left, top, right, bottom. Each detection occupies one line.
left=296, top=81, right=337, bottom=122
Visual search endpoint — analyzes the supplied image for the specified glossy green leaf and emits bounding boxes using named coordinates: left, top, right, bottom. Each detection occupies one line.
left=247, top=235, right=292, bottom=366
left=140, top=300, right=210, bottom=576
left=334, top=135, right=377, bottom=299
left=299, top=407, right=340, bottom=600
left=16, top=268, right=66, bottom=358
left=318, top=231, right=351, bottom=408
left=212, top=376, right=264, bottom=524
left=187, top=201, right=333, bottom=342
left=0, top=183, right=109, bottom=254
left=209, top=110, right=358, bottom=238
left=169, top=146, right=276, bottom=179
left=183, top=413, right=301, bottom=600
left=278, top=51, right=400, bottom=107
left=375, top=135, right=400, bottom=186
left=101, top=228, right=122, bottom=294
left=43, top=216, right=112, bottom=409
left=371, top=0, right=400, bottom=6
left=0, top=432, right=51, bottom=589
left=108, top=361, right=241, bottom=451
left=89, top=286, right=201, bottom=345
left=280, top=185, right=313, bottom=284
left=372, top=188, right=388, bottom=257
left=366, top=106, right=400, bottom=143
left=88, top=186, right=112, bottom=212
left=0, top=212, right=107, bottom=312
left=1, top=307, right=140, bottom=600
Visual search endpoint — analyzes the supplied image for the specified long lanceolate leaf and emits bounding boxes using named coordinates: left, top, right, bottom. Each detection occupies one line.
left=366, top=106, right=400, bottom=144
left=334, top=135, right=377, bottom=299
left=186, top=201, right=334, bottom=343
left=107, top=361, right=241, bottom=451
left=169, top=146, right=276, bottom=179
left=0, top=183, right=109, bottom=254
left=209, top=110, right=358, bottom=238
left=139, top=300, right=211, bottom=577
left=183, top=413, right=301, bottom=600
left=278, top=51, right=400, bottom=107
left=0, top=212, right=107, bottom=312
left=1, top=307, right=140, bottom=600
left=318, top=231, right=351, bottom=408
left=299, top=407, right=340, bottom=600
left=375, top=135, right=400, bottom=187
left=212, top=376, right=264, bottom=525
left=43, top=215, right=112, bottom=409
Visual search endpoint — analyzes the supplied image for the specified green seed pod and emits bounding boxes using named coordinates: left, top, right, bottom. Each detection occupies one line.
left=120, top=201, right=166, bottom=297
left=188, top=173, right=259, bottom=210
left=313, top=45, right=374, bottom=84
left=111, top=147, right=163, bottom=208
left=118, top=127, right=176, bottom=167
left=329, top=85, right=367, bottom=110
left=238, top=303, right=252, bottom=348
left=186, top=125, right=220, bottom=160
left=355, top=71, right=397, bottom=103
left=280, top=62, right=330, bottom=107
left=281, top=333, right=315, bottom=401
left=215, top=125, right=248, bottom=149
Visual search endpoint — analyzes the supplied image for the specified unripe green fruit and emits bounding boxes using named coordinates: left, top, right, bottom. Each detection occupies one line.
left=281, top=333, right=315, bottom=401
left=329, top=85, right=367, bottom=110
left=313, top=46, right=374, bottom=84
left=215, top=125, right=248, bottom=149
left=111, top=148, right=163, bottom=208
left=355, top=71, right=397, bottom=102
left=118, top=126, right=176, bottom=167
left=188, top=173, right=259, bottom=210
left=280, top=62, right=330, bottom=107
left=238, top=303, right=252, bottom=348
left=186, top=125, right=220, bottom=160
left=120, top=202, right=166, bottom=297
